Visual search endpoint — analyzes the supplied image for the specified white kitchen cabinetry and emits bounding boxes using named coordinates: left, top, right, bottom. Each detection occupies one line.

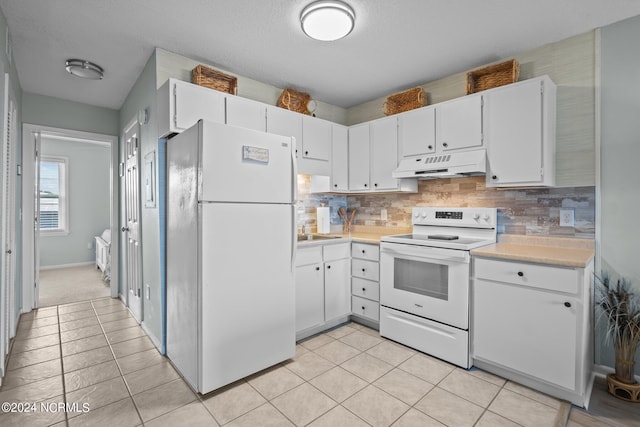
left=485, top=76, right=556, bottom=187
left=296, top=242, right=351, bottom=340
left=158, top=78, right=226, bottom=138
left=436, top=94, right=483, bottom=152
left=351, top=243, right=380, bottom=326
left=296, top=247, right=324, bottom=333
left=398, top=106, right=436, bottom=159
left=225, top=95, right=266, bottom=132
left=370, top=116, right=400, bottom=191
left=330, top=124, right=349, bottom=192
left=302, top=116, right=331, bottom=162
left=266, top=106, right=303, bottom=156
left=472, top=256, right=593, bottom=406
left=348, top=123, right=371, bottom=191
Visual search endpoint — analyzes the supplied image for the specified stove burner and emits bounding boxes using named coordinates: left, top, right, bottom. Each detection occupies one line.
left=427, top=234, right=459, bottom=241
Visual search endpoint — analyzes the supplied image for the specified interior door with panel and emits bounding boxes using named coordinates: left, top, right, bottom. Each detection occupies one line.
left=124, top=121, right=143, bottom=322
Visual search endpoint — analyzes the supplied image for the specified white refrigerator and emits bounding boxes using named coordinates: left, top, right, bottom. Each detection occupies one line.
left=166, top=120, right=297, bottom=394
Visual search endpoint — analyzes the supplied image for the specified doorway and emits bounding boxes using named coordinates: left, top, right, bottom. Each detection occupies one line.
left=22, top=125, right=119, bottom=311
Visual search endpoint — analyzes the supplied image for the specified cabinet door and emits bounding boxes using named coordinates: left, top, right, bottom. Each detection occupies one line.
left=174, top=80, right=226, bottom=132
left=324, top=258, right=351, bottom=321
left=348, top=123, right=370, bottom=191
left=226, top=96, right=266, bottom=132
left=302, top=116, right=331, bottom=161
left=398, top=106, right=436, bottom=158
left=486, top=79, right=544, bottom=186
left=331, top=125, right=349, bottom=191
left=295, top=264, right=324, bottom=332
left=370, top=116, right=399, bottom=191
left=473, top=279, right=578, bottom=390
left=436, top=95, right=483, bottom=151
left=267, top=106, right=303, bottom=158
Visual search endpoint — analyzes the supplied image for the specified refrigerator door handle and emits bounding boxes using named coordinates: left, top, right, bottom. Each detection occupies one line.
left=291, top=137, right=298, bottom=203
left=291, top=204, right=297, bottom=272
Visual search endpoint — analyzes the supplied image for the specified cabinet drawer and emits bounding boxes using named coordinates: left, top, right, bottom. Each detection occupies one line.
left=352, top=296, right=380, bottom=322
left=352, top=259, right=379, bottom=282
left=352, top=243, right=380, bottom=261
left=323, top=242, right=350, bottom=261
left=351, top=278, right=379, bottom=302
left=296, top=246, right=323, bottom=267
left=474, top=257, right=578, bottom=294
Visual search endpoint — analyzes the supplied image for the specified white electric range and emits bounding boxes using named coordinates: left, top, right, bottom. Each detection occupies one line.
left=379, top=207, right=497, bottom=368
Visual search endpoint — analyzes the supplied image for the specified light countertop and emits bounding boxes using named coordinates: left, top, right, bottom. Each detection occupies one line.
left=297, top=226, right=411, bottom=247
left=471, top=235, right=595, bottom=268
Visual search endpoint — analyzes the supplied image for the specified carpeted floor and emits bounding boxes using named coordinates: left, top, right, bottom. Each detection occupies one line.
left=39, top=264, right=110, bottom=307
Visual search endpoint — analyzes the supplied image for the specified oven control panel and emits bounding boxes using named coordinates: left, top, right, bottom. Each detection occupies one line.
left=412, top=207, right=496, bottom=228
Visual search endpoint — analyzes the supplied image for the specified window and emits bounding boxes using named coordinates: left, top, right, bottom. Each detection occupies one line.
left=39, top=156, right=68, bottom=233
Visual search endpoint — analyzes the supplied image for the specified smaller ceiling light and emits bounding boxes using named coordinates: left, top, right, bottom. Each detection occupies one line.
left=301, top=0, right=355, bottom=41
left=65, top=59, right=104, bottom=80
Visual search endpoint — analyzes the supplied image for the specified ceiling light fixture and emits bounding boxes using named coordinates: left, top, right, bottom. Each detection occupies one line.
left=301, top=0, right=355, bottom=41
left=65, top=59, right=104, bottom=80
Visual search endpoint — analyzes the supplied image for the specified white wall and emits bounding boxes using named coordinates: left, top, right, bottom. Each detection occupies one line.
left=39, top=138, right=110, bottom=267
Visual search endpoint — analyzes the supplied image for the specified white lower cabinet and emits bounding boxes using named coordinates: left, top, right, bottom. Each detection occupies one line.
left=472, top=256, right=594, bottom=406
left=351, top=243, right=380, bottom=326
left=295, top=242, right=350, bottom=340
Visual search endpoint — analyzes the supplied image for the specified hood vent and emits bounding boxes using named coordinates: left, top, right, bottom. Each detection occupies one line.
left=392, top=148, right=487, bottom=179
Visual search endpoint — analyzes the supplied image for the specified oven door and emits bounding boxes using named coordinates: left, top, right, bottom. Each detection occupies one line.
left=380, top=241, right=470, bottom=329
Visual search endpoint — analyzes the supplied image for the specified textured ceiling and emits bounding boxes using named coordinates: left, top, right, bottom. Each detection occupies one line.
left=2, top=0, right=640, bottom=110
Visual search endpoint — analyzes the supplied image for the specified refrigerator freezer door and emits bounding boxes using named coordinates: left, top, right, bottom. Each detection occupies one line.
left=199, top=122, right=295, bottom=204
left=199, top=202, right=295, bottom=393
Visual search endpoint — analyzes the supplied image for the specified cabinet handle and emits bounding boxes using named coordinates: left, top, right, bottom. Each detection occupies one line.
left=362, top=268, right=366, bottom=272
left=362, top=287, right=366, bottom=292
left=517, top=271, right=524, bottom=277
left=305, top=150, right=309, bottom=155
left=121, top=227, right=129, bottom=232
left=564, top=302, right=572, bottom=308
left=492, top=175, right=498, bottom=180
left=442, top=142, right=448, bottom=148
left=361, top=306, right=365, bottom=310
left=334, top=184, right=338, bottom=188
left=315, top=266, right=320, bottom=271
left=428, top=145, right=433, bottom=150
left=364, top=183, right=368, bottom=188
left=327, top=265, right=331, bottom=269
left=374, top=183, right=378, bottom=187
left=361, top=250, right=365, bottom=254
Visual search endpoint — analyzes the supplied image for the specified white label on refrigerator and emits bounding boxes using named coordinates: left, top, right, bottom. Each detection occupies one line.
left=243, top=145, right=269, bottom=164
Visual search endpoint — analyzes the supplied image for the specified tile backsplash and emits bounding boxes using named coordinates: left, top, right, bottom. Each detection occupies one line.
left=298, top=175, right=595, bottom=239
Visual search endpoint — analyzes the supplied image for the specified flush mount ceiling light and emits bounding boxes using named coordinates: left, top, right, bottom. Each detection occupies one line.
left=301, top=0, right=355, bottom=41
left=65, top=59, right=104, bottom=80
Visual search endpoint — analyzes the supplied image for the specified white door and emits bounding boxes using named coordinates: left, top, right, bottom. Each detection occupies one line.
left=398, top=106, right=436, bottom=158
left=324, top=258, right=351, bottom=321
left=33, top=132, right=42, bottom=307
left=302, top=116, right=331, bottom=161
left=0, top=74, right=17, bottom=372
left=370, top=116, right=399, bottom=191
left=330, top=124, right=349, bottom=191
left=225, top=96, right=266, bottom=132
left=348, top=123, right=370, bottom=191
left=436, top=95, right=483, bottom=152
left=266, top=105, right=303, bottom=158
left=123, top=121, right=142, bottom=321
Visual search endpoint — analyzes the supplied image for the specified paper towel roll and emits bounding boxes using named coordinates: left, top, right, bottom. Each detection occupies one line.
left=316, top=207, right=330, bottom=234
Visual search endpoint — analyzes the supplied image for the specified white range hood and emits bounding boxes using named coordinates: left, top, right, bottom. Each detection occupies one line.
left=392, top=149, right=487, bottom=179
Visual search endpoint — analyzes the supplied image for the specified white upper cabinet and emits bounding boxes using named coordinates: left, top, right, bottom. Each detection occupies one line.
left=266, top=106, right=303, bottom=157
left=436, top=94, right=483, bottom=152
left=158, top=78, right=226, bottom=138
left=485, top=76, right=556, bottom=187
left=370, top=116, right=399, bottom=191
left=225, top=95, right=266, bottom=132
left=398, top=106, right=436, bottom=158
left=348, top=123, right=371, bottom=191
left=331, top=124, right=349, bottom=192
left=302, top=116, right=331, bottom=161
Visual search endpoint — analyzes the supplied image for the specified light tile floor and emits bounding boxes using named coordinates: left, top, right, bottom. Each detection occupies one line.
left=0, top=297, right=637, bottom=426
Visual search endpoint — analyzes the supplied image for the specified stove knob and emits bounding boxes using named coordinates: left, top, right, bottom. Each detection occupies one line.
left=421, top=212, right=428, bottom=219
left=482, top=214, right=491, bottom=222
left=472, top=213, right=480, bottom=220
left=414, top=212, right=420, bottom=218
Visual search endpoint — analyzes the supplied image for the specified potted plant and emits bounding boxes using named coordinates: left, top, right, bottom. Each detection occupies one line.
left=596, top=272, right=640, bottom=402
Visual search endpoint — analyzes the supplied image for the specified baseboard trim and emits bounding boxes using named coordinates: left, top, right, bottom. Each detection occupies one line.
left=40, top=261, right=94, bottom=271
left=141, top=321, right=162, bottom=351
left=593, top=364, right=640, bottom=383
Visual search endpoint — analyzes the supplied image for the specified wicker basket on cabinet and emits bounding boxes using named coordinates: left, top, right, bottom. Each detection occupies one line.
left=383, top=87, right=425, bottom=116
left=191, top=65, right=238, bottom=95
left=277, top=88, right=313, bottom=115
left=466, top=59, right=519, bottom=94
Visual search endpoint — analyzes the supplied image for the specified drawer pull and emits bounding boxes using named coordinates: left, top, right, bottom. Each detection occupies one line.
left=362, top=268, right=366, bottom=272
left=517, top=271, right=524, bottom=277
left=362, top=250, right=365, bottom=254
left=564, top=302, right=572, bottom=308
left=362, top=287, right=366, bottom=292
left=361, top=306, right=365, bottom=310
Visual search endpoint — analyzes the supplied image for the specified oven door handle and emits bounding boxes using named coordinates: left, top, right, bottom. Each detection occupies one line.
left=381, top=245, right=469, bottom=263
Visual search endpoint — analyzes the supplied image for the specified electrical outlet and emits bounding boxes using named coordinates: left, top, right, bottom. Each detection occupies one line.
left=560, top=209, right=574, bottom=227
left=381, top=208, right=388, bottom=221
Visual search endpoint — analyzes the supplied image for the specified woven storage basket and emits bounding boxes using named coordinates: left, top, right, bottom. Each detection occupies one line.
left=191, top=65, right=238, bottom=95
left=383, top=87, right=425, bottom=116
left=466, top=59, right=519, bottom=94
left=277, top=88, right=312, bottom=115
